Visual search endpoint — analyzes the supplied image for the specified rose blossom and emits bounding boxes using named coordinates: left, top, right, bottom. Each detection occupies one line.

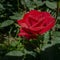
left=17, top=10, right=55, bottom=39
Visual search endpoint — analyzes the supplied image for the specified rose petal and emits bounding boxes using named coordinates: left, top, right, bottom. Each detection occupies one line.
left=39, top=19, right=55, bottom=34
left=20, top=23, right=28, bottom=28
left=18, top=28, right=30, bottom=39
left=17, top=19, right=24, bottom=26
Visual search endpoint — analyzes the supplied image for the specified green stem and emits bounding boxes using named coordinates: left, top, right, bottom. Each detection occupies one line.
left=40, top=35, right=44, bottom=49
left=56, top=1, right=59, bottom=20
left=8, top=27, right=13, bottom=36
left=55, top=1, right=59, bottom=31
left=38, top=35, right=44, bottom=52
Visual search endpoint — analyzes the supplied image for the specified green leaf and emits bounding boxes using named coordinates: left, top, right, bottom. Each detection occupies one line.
left=24, top=0, right=36, bottom=10
left=42, top=44, right=53, bottom=51
left=24, top=49, right=36, bottom=57
left=57, top=16, right=60, bottom=20
left=52, top=37, right=60, bottom=44
left=6, top=51, right=24, bottom=56
left=10, top=12, right=24, bottom=20
left=42, top=32, right=51, bottom=51
left=0, top=4, right=4, bottom=9
left=46, top=1, right=57, bottom=9
left=42, top=35, right=60, bottom=51
left=0, top=3, right=5, bottom=11
left=44, top=32, right=49, bottom=43
left=54, top=31, right=60, bottom=37
left=34, top=0, right=44, bottom=7
left=0, top=20, right=14, bottom=28
left=10, top=41, right=19, bottom=47
left=56, top=24, right=60, bottom=29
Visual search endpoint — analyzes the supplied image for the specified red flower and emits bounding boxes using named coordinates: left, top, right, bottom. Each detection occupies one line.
left=17, top=10, right=55, bottom=39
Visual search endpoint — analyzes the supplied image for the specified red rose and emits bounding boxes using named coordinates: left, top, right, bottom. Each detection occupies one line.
left=17, top=10, right=55, bottom=39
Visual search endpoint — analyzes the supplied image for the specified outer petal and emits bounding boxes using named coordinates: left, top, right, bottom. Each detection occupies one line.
left=17, top=19, right=24, bottom=26
left=17, top=13, right=31, bottom=27
left=20, top=23, right=28, bottom=28
left=39, top=18, right=55, bottom=34
left=18, top=28, right=30, bottom=39
left=41, top=12, right=51, bottom=17
left=23, top=13, right=31, bottom=26
left=18, top=28, right=37, bottom=39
